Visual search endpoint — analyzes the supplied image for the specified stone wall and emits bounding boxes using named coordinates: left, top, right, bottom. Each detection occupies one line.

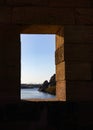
left=0, top=0, right=93, bottom=129
left=0, top=0, right=93, bottom=102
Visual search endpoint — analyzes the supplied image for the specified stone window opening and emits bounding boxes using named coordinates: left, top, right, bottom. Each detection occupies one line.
left=19, top=25, right=65, bottom=101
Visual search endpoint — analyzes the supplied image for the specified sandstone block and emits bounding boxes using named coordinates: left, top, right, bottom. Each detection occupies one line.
left=66, top=81, right=93, bottom=101
left=56, top=80, right=66, bottom=101
left=55, top=45, right=64, bottom=64
left=12, top=7, right=74, bottom=24
left=21, top=25, right=61, bottom=34
left=65, top=26, right=93, bottom=43
left=64, top=44, right=93, bottom=61
left=56, top=62, right=65, bottom=81
left=56, top=27, right=64, bottom=49
left=75, top=8, right=93, bottom=24
left=65, top=62, right=92, bottom=80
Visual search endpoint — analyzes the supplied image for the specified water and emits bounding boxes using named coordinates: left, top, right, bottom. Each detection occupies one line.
left=21, top=88, right=56, bottom=99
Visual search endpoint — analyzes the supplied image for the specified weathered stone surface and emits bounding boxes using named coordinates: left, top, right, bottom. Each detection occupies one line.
left=56, top=62, right=65, bottom=81
left=56, top=80, right=66, bottom=101
left=49, top=0, right=91, bottom=7
left=65, top=62, right=92, bottom=80
left=56, top=27, right=64, bottom=49
left=21, top=25, right=61, bottom=34
left=0, top=7, right=12, bottom=23
left=12, top=7, right=74, bottom=24
left=56, top=34, right=64, bottom=49
left=75, top=8, right=93, bottom=24
left=65, top=26, right=93, bottom=43
left=64, top=44, right=93, bottom=61
left=0, top=0, right=93, bottom=103
left=66, top=81, right=93, bottom=101
left=55, top=45, right=64, bottom=64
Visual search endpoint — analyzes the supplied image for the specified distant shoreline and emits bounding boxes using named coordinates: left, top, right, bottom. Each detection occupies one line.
left=21, top=84, right=41, bottom=89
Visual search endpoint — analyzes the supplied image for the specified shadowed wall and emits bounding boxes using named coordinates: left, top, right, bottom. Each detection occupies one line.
left=0, top=0, right=93, bottom=129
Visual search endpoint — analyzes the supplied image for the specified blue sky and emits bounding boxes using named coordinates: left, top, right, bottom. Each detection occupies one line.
left=20, top=34, right=55, bottom=84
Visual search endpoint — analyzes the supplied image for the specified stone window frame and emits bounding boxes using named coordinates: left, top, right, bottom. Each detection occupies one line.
left=20, top=25, right=66, bottom=101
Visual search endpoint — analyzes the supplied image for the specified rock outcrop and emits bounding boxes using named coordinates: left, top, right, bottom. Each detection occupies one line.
left=39, top=80, right=49, bottom=91
left=38, top=74, right=56, bottom=95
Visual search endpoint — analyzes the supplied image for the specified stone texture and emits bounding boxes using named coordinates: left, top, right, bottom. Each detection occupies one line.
left=12, top=7, right=74, bottom=24
left=55, top=45, right=64, bottom=64
left=75, top=8, right=93, bottom=24
left=65, top=26, right=93, bottom=43
left=21, top=25, right=61, bottom=34
left=56, top=34, right=64, bottom=49
left=64, top=44, right=93, bottom=61
left=0, top=0, right=93, bottom=103
left=65, top=62, right=92, bottom=80
left=56, top=27, right=64, bottom=49
left=66, top=81, right=93, bottom=101
left=56, top=62, right=65, bottom=81
left=56, top=80, right=66, bottom=101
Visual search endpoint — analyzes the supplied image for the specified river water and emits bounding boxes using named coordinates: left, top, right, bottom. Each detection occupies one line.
left=21, top=88, right=56, bottom=99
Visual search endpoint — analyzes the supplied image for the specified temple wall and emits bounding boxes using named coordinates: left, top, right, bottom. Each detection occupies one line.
left=0, top=1, right=93, bottom=129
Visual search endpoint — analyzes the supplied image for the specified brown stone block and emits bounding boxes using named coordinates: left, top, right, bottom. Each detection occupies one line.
left=64, top=44, right=93, bottom=61
left=7, top=0, right=48, bottom=6
left=66, top=81, right=93, bottom=101
left=56, top=27, right=64, bottom=49
left=55, top=45, right=64, bottom=64
left=56, top=35, right=64, bottom=49
left=75, top=8, right=93, bottom=24
left=0, top=7, right=12, bottom=23
left=56, top=62, right=65, bottom=81
left=65, top=26, right=93, bottom=43
left=65, top=62, right=92, bottom=80
left=21, top=25, right=61, bottom=34
left=56, top=80, right=66, bottom=101
left=49, top=0, right=90, bottom=7
left=12, top=7, right=74, bottom=24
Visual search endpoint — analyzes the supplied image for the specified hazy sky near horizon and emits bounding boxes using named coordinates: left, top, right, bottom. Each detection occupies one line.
left=21, top=34, right=55, bottom=84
